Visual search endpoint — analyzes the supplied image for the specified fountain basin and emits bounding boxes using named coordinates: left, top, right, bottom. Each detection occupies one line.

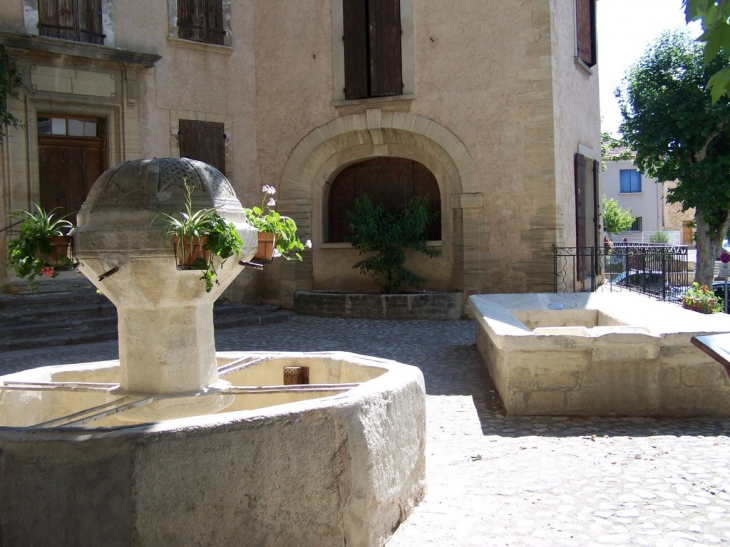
left=0, top=351, right=426, bottom=547
left=471, top=292, right=730, bottom=416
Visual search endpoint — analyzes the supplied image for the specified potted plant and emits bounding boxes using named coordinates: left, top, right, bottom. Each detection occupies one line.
left=6, top=203, right=74, bottom=292
left=244, top=185, right=308, bottom=262
left=682, top=282, right=720, bottom=314
left=156, top=180, right=244, bottom=292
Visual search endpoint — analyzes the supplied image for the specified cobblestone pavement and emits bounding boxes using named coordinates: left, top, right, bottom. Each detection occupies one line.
left=2, top=315, right=730, bottom=546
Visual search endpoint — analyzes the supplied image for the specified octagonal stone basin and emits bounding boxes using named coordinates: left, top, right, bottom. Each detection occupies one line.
left=0, top=352, right=426, bottom=547
left=470, top=292, right=730, bottom=417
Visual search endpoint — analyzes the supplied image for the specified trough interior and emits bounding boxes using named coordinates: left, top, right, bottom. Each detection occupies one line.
left=0, top=357, right=387, bottom=429
left=512, top=309, right=629, bottom=331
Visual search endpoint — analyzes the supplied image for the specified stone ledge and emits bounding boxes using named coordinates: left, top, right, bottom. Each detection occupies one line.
left=294, top=291, right=464, bottom=320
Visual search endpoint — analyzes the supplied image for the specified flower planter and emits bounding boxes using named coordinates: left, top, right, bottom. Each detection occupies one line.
left=45, top=235, right=74, bottom=269
left=172, top=235, right=211, bottom=269
left=254, top=232, right=276, bottom=263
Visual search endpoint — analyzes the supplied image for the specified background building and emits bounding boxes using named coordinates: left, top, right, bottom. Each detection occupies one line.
left=604, top=156, right=694, bottom=245
left=1, top=0, right=601, bottom=305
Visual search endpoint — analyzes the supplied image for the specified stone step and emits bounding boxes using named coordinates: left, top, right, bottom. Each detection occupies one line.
left=0, top=290, right=291, bottom=353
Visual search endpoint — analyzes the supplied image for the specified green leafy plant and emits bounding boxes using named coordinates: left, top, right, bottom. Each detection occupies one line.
left=156, top=180, right=243, bottom=292
left=6, top=204, right=73, bottom=291
left=682, top=282, right=721, bottom=314
left=345, top=195, right=440, bottom=294
left=649, top=231, right=670, bottom=244
left=602, top=196, right=634, bottom=237
left=244, top=185, right=307, bottom=260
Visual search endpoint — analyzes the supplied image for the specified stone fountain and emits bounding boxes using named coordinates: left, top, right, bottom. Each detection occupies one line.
left=0, top=158, right=426, bottom=547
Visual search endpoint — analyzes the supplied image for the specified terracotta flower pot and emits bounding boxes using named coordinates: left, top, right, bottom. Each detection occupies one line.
left=45, top=235, right=73, bottom=269
left=173, top=235, right=211, bottom=269
left=254, top=232, right=276, bottom=263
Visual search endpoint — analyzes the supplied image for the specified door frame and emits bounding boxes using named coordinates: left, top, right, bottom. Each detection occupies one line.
left=22, top=99, right=121, bottom=210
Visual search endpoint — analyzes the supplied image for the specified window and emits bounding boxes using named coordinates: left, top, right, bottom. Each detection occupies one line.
left=343, top=0, right=402, bottom=100
left=328, top=158, right=441, bottom=242
left=619, top=169, right=642, bottom=193
left=38, top=116, right=99, bottom=137
left=575, top=0, right=596, bottom=67
left=629, top=217, right=643, bottom=232
left=177, top=0, right=225, bottom=45
left=178, top=120, right=226, bottom=174
left=38, top=0, right=104, bottom=45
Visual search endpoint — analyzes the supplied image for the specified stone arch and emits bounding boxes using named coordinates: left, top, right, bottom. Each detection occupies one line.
left=276, top=109, right=482, bottom=306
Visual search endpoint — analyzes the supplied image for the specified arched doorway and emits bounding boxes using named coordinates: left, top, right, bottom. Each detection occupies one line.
left=328, top=157, right=441, bottom=242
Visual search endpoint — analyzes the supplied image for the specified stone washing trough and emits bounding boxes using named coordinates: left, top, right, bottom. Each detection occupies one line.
left=0, top=352, right=425, bottom=547
left=0, top=158, right=425, bottom=547
left=470, top=291, right=730, bottom=416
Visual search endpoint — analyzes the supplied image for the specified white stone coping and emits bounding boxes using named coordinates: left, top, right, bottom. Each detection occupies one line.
left=469, top=292, right=730, bottom=351
left=0, top=351, right=425, bottom=436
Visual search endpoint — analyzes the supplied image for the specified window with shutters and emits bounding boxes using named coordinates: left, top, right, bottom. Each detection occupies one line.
left=328, top=158, right=441, bottom=242
left=575, top=0, right=597, bottom=68
left=37, top=0, right=104, bottom=45
left=619, top=169, right=642, bottom=193
left=176, top=0, right=226, bottom=46
left=343, top=0, right=403, bottom=100
left=178, top=119, right=226, bottom=174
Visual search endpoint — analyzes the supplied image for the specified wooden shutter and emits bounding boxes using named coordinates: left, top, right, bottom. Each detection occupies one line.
left=78, top=0, right=104, bottom=44
left=592, top=159, right=599, bottom=250
left=205, top=0, right=225, bottom=45
left=576, top=0, right=596, bottom=67
left=369, top=0, right=402, bottom=97
left=574, top=153, right=588, bottom=281
left=178, top=0, right=204, bottom=42
left=179, top=120, right=226, bottom=174
left=343, top=0, right=369, bottom=100
left=39, top=0, right=76, bottom=41
left=179, top=0, right=223, bottom=44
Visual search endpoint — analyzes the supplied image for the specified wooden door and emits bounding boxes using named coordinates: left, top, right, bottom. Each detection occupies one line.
left=328, top=157, right=441, bottom=242
left=39, top=135, right=104, bottom=224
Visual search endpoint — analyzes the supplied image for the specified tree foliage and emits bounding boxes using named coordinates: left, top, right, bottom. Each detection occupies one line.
left=684, top=0, right=730, bottom=102
left=616, top=31, right=730, bottom=284
left=0, top=45, right=24, bottom=142
left=602, top=197, right=634, bottom=236
left=346, top=195, right=440, bottom=294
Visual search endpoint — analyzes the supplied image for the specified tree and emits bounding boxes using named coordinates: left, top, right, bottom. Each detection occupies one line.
left=684, top=0, right=730, bottom=102
left=616, top=31, right=730, bottom=285
left=602, top=197, right=634, bottom=237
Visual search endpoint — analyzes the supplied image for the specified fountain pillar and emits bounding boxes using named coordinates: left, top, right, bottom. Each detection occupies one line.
left=72, top=157, right=257, bottom=394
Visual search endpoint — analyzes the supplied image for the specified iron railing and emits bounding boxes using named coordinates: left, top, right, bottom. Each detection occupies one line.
left=554, top=243, right=689, bottom=301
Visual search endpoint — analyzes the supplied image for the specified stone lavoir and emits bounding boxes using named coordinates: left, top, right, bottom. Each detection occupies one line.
left=0, top=158, right=426, bottom=547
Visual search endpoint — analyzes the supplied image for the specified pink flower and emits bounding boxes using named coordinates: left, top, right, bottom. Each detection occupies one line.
left=40, top=266, right=55, bottom=278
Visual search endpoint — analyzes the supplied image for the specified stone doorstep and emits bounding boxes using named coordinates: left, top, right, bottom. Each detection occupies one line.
left=294, top=291, right=464, bottom=320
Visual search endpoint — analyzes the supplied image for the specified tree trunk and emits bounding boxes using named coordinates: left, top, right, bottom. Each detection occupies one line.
left=694, top=207, right=730, bottom=286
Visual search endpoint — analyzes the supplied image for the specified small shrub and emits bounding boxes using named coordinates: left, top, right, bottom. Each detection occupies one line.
left=649, top=231, right=670, bottom=244
left=346, top=196, right=440, bottom=294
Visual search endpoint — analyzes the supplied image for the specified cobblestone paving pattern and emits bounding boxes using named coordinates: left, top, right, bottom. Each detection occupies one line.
left=2, top=315, right=730, bottom=546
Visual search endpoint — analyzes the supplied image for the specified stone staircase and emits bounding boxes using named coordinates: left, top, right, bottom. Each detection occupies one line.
left=0, top=276, right=291, bottom=353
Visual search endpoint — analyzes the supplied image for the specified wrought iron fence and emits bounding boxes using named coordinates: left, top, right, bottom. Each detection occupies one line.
left=554, top=243, right=689, bottom=301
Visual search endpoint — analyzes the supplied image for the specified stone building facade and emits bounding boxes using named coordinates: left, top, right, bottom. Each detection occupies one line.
left=0, top=0, right=600, bottom=306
